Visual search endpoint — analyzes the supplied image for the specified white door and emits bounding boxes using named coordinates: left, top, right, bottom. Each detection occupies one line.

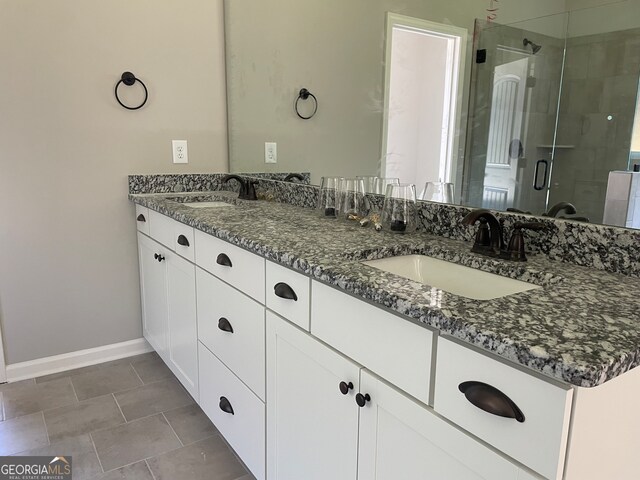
left=482, top=58, right=528, bottom=210
left=266, top=312, right=360, bottom=480
left=166, top=251, right=198, bottom=399
left=137, top=233, right=169, bottom=359
left=357, top=370, right=532, bottom=480
left=382, top=14, right=467, bottom=192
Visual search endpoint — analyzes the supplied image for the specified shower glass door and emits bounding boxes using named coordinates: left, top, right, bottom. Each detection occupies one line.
left=463, top=14, right=568, bottom=215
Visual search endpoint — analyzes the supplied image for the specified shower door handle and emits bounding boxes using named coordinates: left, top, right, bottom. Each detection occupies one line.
left=534, top=160, right=549, bottom=191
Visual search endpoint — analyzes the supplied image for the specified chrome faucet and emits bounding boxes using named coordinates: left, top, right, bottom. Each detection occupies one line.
left=221, top=175, right=258, bottom=200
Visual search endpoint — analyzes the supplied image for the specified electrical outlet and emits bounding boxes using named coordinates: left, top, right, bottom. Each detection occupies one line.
left=172, top=140, right=188, bottom=164
left=265, top=142, right=277, bottom=164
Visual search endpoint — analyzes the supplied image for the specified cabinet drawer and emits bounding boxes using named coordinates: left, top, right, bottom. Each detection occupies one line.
left=135, top=205, right=150, bottom=235
left=198, top=343, right=265, bottom=480
left=434, top=338, right=573, bottom=480
left=173, top=223, right=195, bottom=262
left=196, top=267, right=265, bottom=400
left=266, top=261, right=310, bottom=330
left=195, top=230, right=265, bottom=303
left=149, top=210, right=176, bottom=249
left=311, top=281, right=433, bottom=405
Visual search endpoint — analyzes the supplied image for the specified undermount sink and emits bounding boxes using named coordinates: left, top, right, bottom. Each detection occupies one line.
left=181, top=201, right=234, bottom=209
left=362, top=255, right=541, bottom=300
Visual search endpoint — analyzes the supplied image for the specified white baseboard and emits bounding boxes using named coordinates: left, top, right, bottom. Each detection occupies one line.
left=5, top=338, right=153, bottom=383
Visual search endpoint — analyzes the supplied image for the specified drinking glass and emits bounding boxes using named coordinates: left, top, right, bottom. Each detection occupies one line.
left=317, top=176, right=343, bottom=218
left=357, top=176, right=380, bottom=194
left=381, top=184, right=418, bottom=233
left=374, top=177, right=400, bottom=195
left=336, top=178, right=367, bottom=222
left=420, top=182, right=455, bottom=203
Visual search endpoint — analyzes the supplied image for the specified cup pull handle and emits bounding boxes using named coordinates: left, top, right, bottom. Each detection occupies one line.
left=458, top=381, right=525, bottom=423
left=219, top=396, right=234, bottom=415
left=274, top=282, right=298, bottom=301
left=177, top=235, right=190, bottom=247
left=216, top=253, right=232, bottom=267
left=218, top=317, right=234, bottom=333
left=136, top=214, right=146, bottom=222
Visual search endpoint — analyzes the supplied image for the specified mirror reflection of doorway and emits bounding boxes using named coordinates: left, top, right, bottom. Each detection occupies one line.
left=381, top=14, right=467, bottom=195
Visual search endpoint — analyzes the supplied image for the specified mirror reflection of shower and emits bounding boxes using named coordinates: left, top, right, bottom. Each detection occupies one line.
left=523, top=38, right=542, bottom=54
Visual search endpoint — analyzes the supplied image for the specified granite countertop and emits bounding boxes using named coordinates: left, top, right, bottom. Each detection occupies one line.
left=130, top=191, right=640, bottom=388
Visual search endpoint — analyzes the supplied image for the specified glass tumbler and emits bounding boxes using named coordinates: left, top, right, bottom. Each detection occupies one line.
left=336, top=178, right=367, bottom=222
left=381, top=184, right=418, bottom=233
left=420, top=182, right=455, bottom=203
left=317, top=176, right=343, bottom=218
left=374, top=177, right=400, bottom=195
left=357, top=176, right=380, bottom=194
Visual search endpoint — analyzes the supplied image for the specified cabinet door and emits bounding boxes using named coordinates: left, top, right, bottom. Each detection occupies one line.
left=358, top=370, right=534, bottom=480
left=266, top=312, right=360, bottom=480
left=166, top=251, right=198, bottom=399
left=137, top=233, right=168, bottom=358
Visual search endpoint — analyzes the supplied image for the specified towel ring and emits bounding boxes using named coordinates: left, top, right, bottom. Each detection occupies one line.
left=115, top=72, right=148, bottom=110
left=295, top=88, right=318, bottom=120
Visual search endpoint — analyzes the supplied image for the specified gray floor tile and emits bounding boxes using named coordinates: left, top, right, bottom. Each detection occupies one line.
left=36, top=365, right=103, bottom=384
left=0, top=412, right=49, bottom=455
left=130, top=353, right=173, bottom=384
left=95, top=461, right=153, bottom=480
left=91, top=414, right=181, bottom=472
left=163, top=404, right=218, bottom=445
left=0, top=378, right=35, bottom=391
left=44, top=394, right=125, bottom=443
left=14, top=434, right=102, bottom=480
left=114, top=378, right=193, bottom=422
left=2, top=377, right=78, bottom=420
left=72, top=364, right=142, bottom=401
left=146, top=436, right=248, bottom=480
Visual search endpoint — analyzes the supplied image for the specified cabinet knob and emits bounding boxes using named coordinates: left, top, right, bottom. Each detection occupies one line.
left=137, top=214, right=146, bottom=222
left=218, top=317, right=234, bottom=333
left=458, top=381, right=525, bottom=423
left=216, top=253, right=233, bottom=267
left=154, top=253, right=159, bottom=260
left=355, top=393, right=371, bottom=408
left=219, top=396, right=234, bottom=415
left=156, top=254, right=165, bottom=263
left=274, top=282, right=298, bottom=301
left=177, top=234, right=190, bottom=247
left=339, top=381, right=354, bottom=395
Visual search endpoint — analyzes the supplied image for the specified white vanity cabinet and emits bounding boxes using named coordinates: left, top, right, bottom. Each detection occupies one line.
left=266, top=311, right=360, bottom=480
left=136, top=227, right=199, bottom=399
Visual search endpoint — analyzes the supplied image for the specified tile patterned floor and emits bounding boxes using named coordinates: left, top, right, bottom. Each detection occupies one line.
left=0, top=352, right=254, bottom=480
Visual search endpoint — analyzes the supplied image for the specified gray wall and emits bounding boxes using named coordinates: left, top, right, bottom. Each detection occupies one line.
left=0, top=0, right=228, bottom=364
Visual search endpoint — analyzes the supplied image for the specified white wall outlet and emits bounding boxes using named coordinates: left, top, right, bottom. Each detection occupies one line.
left=265, top=142, right=277, bottom=164
left=172, top=140, right=188, bottom=164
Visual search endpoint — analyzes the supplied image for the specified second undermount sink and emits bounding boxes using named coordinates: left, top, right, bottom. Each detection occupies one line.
left=362, top=255, right=541, bottom=300
left=182, top=201, right=234, bottom=209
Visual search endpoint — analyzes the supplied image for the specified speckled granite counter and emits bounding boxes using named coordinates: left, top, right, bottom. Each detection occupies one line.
left=130, top=191, right=640, bottom=388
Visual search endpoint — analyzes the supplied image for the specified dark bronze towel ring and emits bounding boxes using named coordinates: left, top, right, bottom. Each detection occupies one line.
left=295, top=88, right=318, bottom=120
left=115, top=72, right=148, bottom=110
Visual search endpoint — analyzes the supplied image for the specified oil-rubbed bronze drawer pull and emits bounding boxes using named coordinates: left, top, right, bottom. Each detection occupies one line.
left=219, top=396, right=234, bottom=415
left=137, top=214, right=146, bottom=222
left=458, top=381, right=525, bottom=423
left=216, top=253, right=232, bottom=267
left=177, top=234, right=190, bottom=247
left=274, top=282, right=297, bottom=301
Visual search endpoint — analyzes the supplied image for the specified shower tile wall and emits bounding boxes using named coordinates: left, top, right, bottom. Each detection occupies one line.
left=464, top=20, right=565, bottom=213
left=550, top=28, right=640, bottom=223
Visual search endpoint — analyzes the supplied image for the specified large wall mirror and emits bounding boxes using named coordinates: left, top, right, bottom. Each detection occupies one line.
left=225, top=0, right=640, bottom=229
